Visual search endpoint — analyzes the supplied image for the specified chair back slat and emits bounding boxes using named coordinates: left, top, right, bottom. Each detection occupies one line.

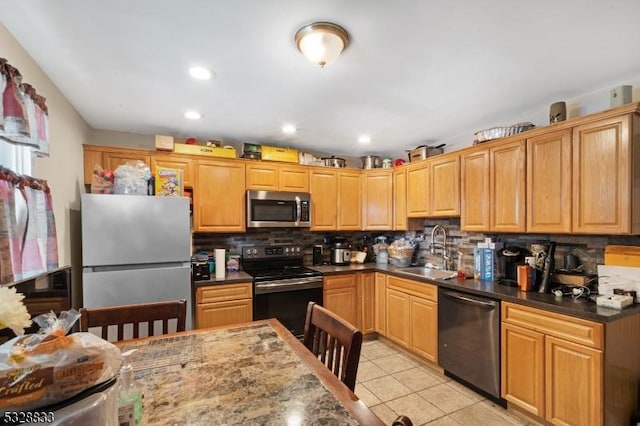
left=302, top=302, right=363, bottom=392
left=79, top=300, right=187, bottom=342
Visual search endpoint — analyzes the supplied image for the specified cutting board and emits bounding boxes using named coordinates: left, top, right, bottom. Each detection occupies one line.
left=604, top=245, right=640, bottom=267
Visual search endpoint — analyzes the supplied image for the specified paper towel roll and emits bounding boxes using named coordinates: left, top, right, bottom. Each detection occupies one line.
left=215, top=249, right=226, bottom=279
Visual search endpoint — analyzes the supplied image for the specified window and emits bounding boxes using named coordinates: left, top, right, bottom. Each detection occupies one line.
left=0, top=140, right=32, bottom=175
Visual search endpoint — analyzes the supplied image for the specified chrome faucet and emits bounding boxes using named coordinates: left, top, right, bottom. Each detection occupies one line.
left=430, top=225, right=450, bottom=270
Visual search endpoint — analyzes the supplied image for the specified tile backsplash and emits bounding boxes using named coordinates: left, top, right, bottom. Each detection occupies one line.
left=193, top=222, right=640, bottom=275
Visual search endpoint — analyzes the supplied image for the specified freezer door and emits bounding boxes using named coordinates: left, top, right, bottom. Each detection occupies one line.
left=82, top=265, right=192, bottom=329
left=81, top=194, right=190, bottom=267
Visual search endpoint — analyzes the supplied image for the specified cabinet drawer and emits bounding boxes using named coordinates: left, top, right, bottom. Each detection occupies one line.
left=502, top=302, right=603, bottom=349
left=196, top=283, right=252, bottom=304
left=323, top=274, right=356, bottom=290
left=387, top=275, right=437, bottom=301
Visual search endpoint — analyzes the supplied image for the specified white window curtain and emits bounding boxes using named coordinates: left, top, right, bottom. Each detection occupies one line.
left=0, top=140, right=33, bottom=175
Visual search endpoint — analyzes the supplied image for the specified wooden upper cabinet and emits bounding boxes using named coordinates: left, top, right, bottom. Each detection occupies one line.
left=490, top=140, right=526, bottom=232
left=151, top=154, right=194, bottom=188
left=527, top=129, right=572, bottom=233
left=246, top=163, right=279, bottom=190
left=246, top=162, right=309, bottom=192
left=193, top=159, right=246, bottom=232
left=572, top=114, right=635, bottom=234
left=337, top=170, right=362, bottom=230
left=406, top=161, right=430, bottom=217
left=83, top=146, right=104, bottom=184
left=363, top=169, right=393, bottom=230
left=393, top=168, right=407, bottom=230
left=309, top=168, right=338, bottom=230
left=279, top=164, right=309, bottom=192
left=429, top=153, right=460, bottom=217
left=461, top=147, right=490, bottom=231
left=103, top=151, right=151, bottom=173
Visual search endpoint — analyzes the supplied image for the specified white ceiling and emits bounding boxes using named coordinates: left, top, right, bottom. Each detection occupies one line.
left=2, top=0, right=640, bottom=158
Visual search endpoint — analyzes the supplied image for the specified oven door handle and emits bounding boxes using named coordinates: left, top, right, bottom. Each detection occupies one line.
left=255, top=278, right=322, bottom=294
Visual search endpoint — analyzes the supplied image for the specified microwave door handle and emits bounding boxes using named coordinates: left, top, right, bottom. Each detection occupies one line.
left=295, top=197, right=301, bottom=226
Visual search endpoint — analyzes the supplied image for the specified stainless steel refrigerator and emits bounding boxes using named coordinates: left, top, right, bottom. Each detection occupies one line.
left=81, top=194, right=192, bottom=329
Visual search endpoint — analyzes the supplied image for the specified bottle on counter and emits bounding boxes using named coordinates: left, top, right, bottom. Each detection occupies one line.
left=118, top=354, right=143, bottom=426
left=456, top=251, right=465, bottom=279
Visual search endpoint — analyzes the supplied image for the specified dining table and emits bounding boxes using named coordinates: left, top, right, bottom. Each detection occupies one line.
left=115, top=319, right=385, bottom=425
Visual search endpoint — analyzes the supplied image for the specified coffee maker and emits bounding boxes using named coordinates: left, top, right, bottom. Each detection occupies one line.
left=330, top=237, right=351, bottom=266
left=496, top=246, right=530, bottom=286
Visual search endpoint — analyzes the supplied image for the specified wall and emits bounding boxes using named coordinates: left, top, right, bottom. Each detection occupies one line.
left=1, top=22, right=91, bottom=306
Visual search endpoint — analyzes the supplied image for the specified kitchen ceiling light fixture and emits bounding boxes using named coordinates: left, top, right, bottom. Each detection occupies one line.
left=184, top=111, right=202, bottom=120
left=295, top=22, right=349, bottom=68
left=358, top=135, right=371, bottom=144
left=282, top=124, right=297, bottom=135
left=188, top=66, right=212, bottom=80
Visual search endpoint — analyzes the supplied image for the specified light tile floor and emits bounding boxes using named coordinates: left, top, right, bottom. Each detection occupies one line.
left=356, top=338, right=533, bottom=426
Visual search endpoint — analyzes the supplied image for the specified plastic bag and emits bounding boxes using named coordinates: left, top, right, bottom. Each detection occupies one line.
left=113, top=160, right=151, bottom=195
left=90, top=164, right=114, bottom=194
left=0, top=310, right=122, bottom=412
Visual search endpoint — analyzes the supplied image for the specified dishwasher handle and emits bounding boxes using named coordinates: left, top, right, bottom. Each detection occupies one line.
left=442, top=290, right=497, bottom=309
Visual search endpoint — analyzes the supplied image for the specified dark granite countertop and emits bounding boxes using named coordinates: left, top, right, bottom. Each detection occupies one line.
left=309, top=263, right=640, bottom=323
left=191, top=271, right=254, bottom=288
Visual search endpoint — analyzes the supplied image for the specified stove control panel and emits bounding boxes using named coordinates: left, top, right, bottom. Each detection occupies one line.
left=242, top=245, right=302, bottom=259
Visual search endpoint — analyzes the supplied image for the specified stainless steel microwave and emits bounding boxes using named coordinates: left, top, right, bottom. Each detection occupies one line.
left=246, top=190, right=311, bottom=228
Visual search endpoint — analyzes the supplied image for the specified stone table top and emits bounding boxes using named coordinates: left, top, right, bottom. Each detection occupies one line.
left=117, top=320, right=383, bottom=426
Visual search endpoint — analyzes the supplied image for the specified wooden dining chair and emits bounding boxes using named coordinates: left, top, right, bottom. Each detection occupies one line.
left=302, top=301, right=363, bottom=392
left=392, top=415, right=413, bottom=426
left=79, top=299, right=187, bottom=342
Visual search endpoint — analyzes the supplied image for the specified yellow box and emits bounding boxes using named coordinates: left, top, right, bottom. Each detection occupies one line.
left=155, top=135, right=174, bottom=151
left=155, top=167, right=183, bottom=196
left=261, top=145, right=299, bottom=163
left=173, top=143, right=236, bottom=158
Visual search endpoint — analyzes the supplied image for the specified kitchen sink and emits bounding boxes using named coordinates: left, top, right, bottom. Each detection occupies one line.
left=395, top=267, right=457, bottom=280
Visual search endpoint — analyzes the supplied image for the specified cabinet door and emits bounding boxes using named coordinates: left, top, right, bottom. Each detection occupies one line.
left=324, top=274, right=358, bottom=327
left=359, top=272, right=375, bottom=334
left=386, top=288, right=410, bottom=347
left=194, top=159, right=246, bottom=232
left=337, top=171, right=362, bottom=230
left=363, top=170, right=393, bottom=230
left=393, top=168, right=407, bottom=230
left=501, top=323, right=545, bottom=417
left=572, top=115, right=631, bottom=234
left=279, top=165, right=309, bottom=192
left=527, top=130, right=572, bottom=233
left=406, top=162, right=430, bottom=217
left=430, top=154, right=460, bottom=217
left=374, top=273, right=386, bottom=335
left=196, top=299, right=252, bottom=329
left=151, top=154, right=194, bottom=188
left=490, top=140, right=526, bottom=232
left=310, top=169, right=337, bottom=230
left=83, top=147, right=104, bottom=185
left=246, top=163, right=279, bottom=190
left=545, top=336, right=602, bottom=426
left=103, top=151, right=151, bottom=172
left=460, top=148, right=490, bottom=231
left=409, top=296, right=437, bottom=362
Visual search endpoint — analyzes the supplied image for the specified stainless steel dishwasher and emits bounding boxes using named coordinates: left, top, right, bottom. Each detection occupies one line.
left=438, top=288, right=505, bottom=405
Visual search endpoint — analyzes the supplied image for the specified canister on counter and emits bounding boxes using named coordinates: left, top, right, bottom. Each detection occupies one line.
left=517, top=265, right=534, bottom=291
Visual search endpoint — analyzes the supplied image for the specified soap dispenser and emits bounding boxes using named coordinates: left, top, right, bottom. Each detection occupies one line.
left=118, top=353, right=143, bottom=426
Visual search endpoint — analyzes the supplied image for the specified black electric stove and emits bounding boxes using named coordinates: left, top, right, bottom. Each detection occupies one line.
left=242, top=245, right=323, bottom=338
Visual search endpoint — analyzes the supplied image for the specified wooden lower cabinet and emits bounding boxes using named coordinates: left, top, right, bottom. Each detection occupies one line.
left=385, top=275, right=438, bottom=361
left=195, top=283, right=252, bottom=328
left=385, top=288, right=410, bottom=347
left=323, top=274, right=358, bottom=327
left=374, top=272, right=387, bottom=335
left=359, top=272, right=375, bottom=334
left=545, top=336, right=602, bottom=426
left=502, top=323, right=545, bottom=417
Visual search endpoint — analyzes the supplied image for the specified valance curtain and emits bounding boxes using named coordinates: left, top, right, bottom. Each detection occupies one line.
left=0, top=166, right=58, bottom=284
left=0, top=57, right=50, bottom=156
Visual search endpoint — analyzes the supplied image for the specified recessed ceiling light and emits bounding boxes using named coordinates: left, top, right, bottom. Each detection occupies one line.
left=189, top=66, right=212, bottom=80
left=358, top=135, right=371, bottom=144
left=282, top=124, right=297, bottom=135
left=185, top=111, right=202, bottom=120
